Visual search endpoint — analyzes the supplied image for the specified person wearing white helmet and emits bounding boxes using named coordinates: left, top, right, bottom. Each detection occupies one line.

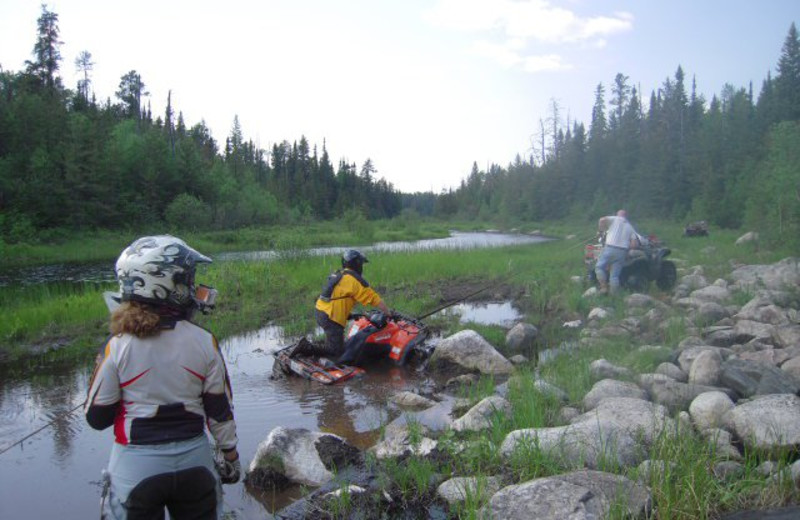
left=85, top=235, right=239, bottom=519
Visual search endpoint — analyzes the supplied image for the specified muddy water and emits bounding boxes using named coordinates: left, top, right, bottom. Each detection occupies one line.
left=0, top=302, right=521, bottom=519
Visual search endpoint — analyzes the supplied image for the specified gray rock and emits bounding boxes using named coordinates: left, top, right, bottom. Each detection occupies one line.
left=588, top=307, right=611, bottom=321
left=589, top=359, right=633, bottom=380
left=553, top=470, right=651, bottom=518
left=506, top=322, right=538, bottom=352
left=678, top=346, right=730, bottom=374
left=483, top=478, right=606, bottom=520
left=483, top=471, right=650, bottom=520
left=370, top=422, right=437, bottom=459
left=559, top=406, right=581, bottom=423
left=735, top=303, right=791, bottom=326
left=248, top=427, right=360, bottom=487
left=391, top=391, right=437, bottom=409
left=737, top=349, right=794, bottom=367
left=781, top=356, right=800, bottom=381
left=701, top=428, right=742, bottom=460
left=757, top=461, right=779, bottom=477
left=689, top=349, right=723, bottom=386
left=509, top=354, right=528, bottom=365
left=656, top=362, right=688, bottom=382
left=704, top=327, right=739, bottom=347
left=572, top=397, right=672, bottom=446
left=680, top=273, right=710, bottom=291
left=639, top=374, right=736, bottom=413
left=697, top=302, right=730, bottom=324
left=430, top=330, right=513, bottom=376
left=445, top=373, right=480, bottom=389
left=730, top=257, right=800, bottom=291
left=724, top=394, right=800, bottom=451
left=533, top=379, right=570, bottom=403
left=773, top=325, right=800, bottom=349
left=582, top=379, right=648, bottom=411
left=734, top=320, right=776, bottom=343
left=501, top=419, right=642, bottom=469
left=452, top=395, right=512, bottom=432
left=719, top=359, right=800, bottom=397
left=690, top=285, right=732, bottom=304
left=689, top=391, right=735, bottom=431
left=735, top=231, right=759, bottom=245
left=436, top=476, right=503, bottom=506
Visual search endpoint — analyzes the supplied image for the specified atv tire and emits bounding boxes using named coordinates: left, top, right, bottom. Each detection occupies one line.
left=656, top=260, right=678, bottom=290
left=622, top=263, right=650, bottom=292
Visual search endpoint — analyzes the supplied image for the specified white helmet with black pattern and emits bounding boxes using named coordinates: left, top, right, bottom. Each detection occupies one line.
left=115, top=235, right=211, bottom=309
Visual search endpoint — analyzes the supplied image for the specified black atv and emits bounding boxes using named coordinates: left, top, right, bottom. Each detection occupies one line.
left=584, top=233, right=677, bottom=292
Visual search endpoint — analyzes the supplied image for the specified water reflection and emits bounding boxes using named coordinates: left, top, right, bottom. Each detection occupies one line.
left=438, top=301, right=522, bottom=327
left=0, top=297, right=522, bottom=518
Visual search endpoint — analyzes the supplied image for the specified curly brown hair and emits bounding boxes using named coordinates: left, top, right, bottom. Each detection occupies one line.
left=110, top=302, right=162, bottom=337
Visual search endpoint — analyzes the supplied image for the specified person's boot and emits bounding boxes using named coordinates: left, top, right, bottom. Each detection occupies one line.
left=289, top=337, right=314, bottom=358
left=597, top=281, right=609, bottom=295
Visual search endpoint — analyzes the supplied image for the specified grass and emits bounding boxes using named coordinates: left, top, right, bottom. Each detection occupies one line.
left=3, top=219, right=800, bottom=516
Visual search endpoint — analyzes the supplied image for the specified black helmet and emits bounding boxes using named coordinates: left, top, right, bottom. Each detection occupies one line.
left=342, top=249, right=369, bottom=274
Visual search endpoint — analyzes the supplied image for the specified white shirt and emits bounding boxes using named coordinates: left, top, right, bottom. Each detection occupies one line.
left=605, top=216, right=636, bottom=249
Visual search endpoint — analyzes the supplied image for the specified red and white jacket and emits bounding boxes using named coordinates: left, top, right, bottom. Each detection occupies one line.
left=85, top=320, right=238, bottom=451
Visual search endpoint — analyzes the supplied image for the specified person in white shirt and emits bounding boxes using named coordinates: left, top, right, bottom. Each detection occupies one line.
left=595, top=210, right=639, bottom=294
left=85, top=236, right=239, bottom=519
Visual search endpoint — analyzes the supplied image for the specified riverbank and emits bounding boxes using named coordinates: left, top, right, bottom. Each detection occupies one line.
left=245, top=234, right=800, bottom=519
left=0, top=218, right=540, bottom=268
left=0, top=225, right=555, bottom=366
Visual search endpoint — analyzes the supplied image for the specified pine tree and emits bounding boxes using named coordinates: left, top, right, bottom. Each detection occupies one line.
left=25, top=5, right=62, bottom=90
left=775, top=22, right=800, bottom=121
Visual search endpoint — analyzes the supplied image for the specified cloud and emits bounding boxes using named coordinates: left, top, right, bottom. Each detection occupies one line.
left=473, top=40, right=572, bottom=72
left=425, top=0, right=632, bottom=72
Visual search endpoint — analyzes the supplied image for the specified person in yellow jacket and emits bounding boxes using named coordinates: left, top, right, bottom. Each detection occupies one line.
left=298, top=250, right=390, bottom=362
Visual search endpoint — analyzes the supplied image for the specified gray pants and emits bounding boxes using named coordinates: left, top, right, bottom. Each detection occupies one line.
left=102, top=435, right=222, bottom=519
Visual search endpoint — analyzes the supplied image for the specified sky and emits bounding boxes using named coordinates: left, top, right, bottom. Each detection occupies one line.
left=0, top=0, right=796, bottom=193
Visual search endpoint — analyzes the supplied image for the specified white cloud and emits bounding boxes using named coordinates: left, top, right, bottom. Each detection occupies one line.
left=523, top=54, right=573, bottom=72
left=426, top=0, right=632, bottom=72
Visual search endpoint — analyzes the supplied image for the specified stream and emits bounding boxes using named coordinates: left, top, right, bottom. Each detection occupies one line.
left=0, top=231, right=551, bottom=286
left=0, top=298, right=522, bottom=518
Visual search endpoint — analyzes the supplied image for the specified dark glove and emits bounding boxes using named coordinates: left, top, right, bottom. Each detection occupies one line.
left=216, top=452, right=241, bottom=484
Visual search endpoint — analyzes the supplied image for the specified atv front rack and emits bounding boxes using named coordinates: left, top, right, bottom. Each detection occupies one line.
left=273, top=345, right=365, bottom=384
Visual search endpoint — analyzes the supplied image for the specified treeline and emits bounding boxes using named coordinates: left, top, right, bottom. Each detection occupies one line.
left=0, top=6, right=401, bottom=242
left=435, top=23, right=800, bottom=247
left=1, top=6, right=798, bottom=249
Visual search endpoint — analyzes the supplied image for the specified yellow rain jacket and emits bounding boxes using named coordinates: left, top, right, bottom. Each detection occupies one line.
left=315, top=269, right=382, bottom=327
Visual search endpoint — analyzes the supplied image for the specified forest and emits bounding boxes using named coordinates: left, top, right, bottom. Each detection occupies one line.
left=1, top=6, right=798, bottom=249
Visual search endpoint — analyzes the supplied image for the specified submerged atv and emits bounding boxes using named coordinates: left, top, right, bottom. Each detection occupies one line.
left=585, top=233, right=677, bottom=292
left=273, top=311, right=430, bottom=384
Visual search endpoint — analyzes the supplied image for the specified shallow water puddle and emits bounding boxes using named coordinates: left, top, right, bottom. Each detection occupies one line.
left=0, top=323, right=446, bottom=518
left=438, top=301, right=522, bottom=327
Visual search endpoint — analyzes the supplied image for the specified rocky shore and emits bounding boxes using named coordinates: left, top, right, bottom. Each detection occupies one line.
left=246, top=257, right=800, bottom=519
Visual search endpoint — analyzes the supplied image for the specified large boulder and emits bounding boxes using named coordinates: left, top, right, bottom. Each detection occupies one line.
left=501, top=420, right=642, bottom=469
left=730, top=258, right=800, bottom=291
left=390, top=391, right=437, bottom=409
left=689, top=391, right=736, bottom=431
left=247, top=427, right=361, bottom=488
left=724, top=394, right=800, bottom=451
left=734, top=231, right=759, bottom=246
left=451, top=395, right=512, bottom=432
left=689, top=349, right=723, bottom=386
left=582, top=379, right=648, bottom=411
left=429, top=330, right=513, bottom=376
left=483, top=471, right=650, bottom=520
left=572, top=397, right=672, bottom=446
left=505, top=322, right=538, bottom=352
left=733, top=320, right=776, bottom=343
left=719, top=359, right=800, bottom=397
